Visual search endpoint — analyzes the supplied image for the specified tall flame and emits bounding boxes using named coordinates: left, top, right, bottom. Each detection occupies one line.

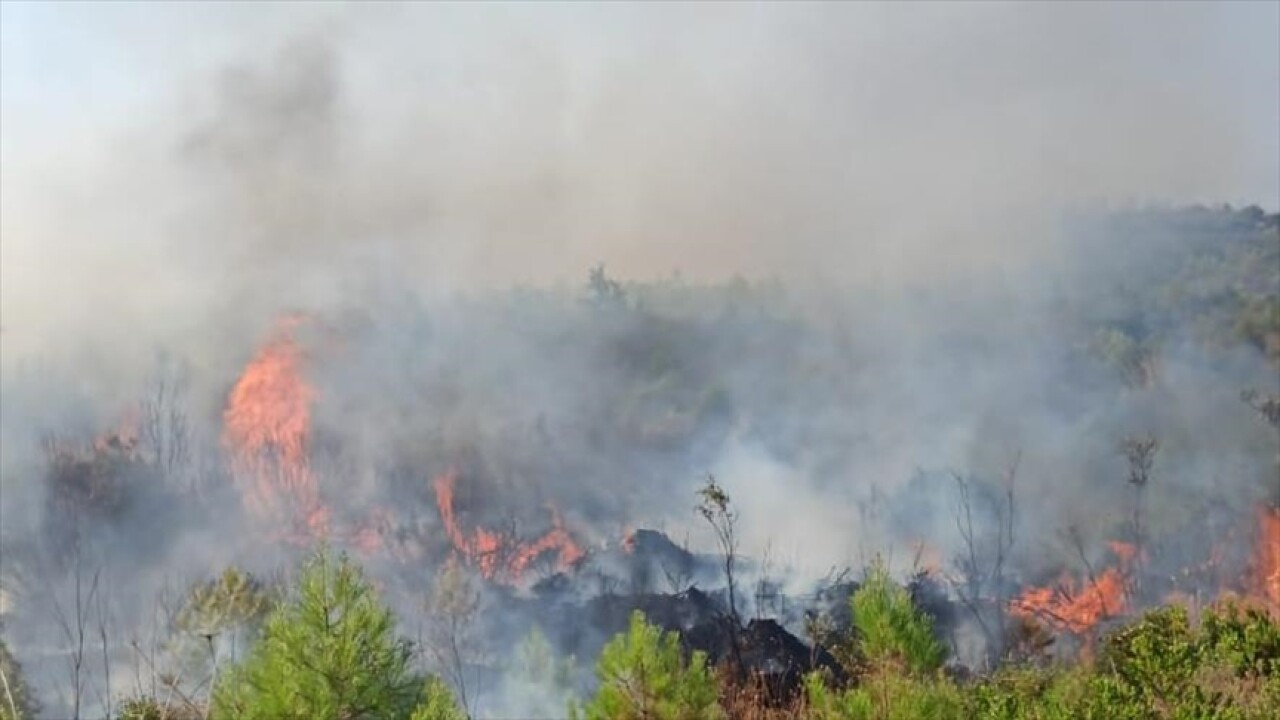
left=433, top=469, right=584, bottom=582
left=223, top=316, right=327, bottom=537
left=1250, top=505, right=1280, bottom=612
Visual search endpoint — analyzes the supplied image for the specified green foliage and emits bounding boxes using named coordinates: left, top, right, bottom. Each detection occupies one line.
left=801, top=602, right=1280, bottom=720
left=210, top=547, right=433, bottom=719
left=169, top=566, right=276, bottom=682
left=408, top=677, right=468, bottom=720
left=850, top=559, right=947, bottom=675
left=177, top=567, right=274, bottom=639
left=805, top=668, right=964, bottom=720
left=1099, top=605, right=1203, bottom=707
left=967, top=603, right=1280, bottom=720
left=1198, top=602, right=1280, bottom=676
left=0, top=634, right=37, bottom=720
left=114, top=696, right=164, bottom=720
left=570, top=610, right=722, bottom=720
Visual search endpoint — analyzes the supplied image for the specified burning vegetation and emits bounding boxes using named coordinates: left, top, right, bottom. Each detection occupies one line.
left=432, top=469, right=584, bottom=582
left=1, top=207, right=1278, bottom=718
left=222, top=315, right=325, bottom=539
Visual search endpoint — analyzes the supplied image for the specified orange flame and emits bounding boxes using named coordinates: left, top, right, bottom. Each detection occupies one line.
left=1106, top=540, right=1138, bottom=565
left=223, top=316, right=327, bottom=538
left=1249, top=505, right=1280, bottom=612
left=433, top=469, right=584, bottom=582
left=1010, top=542, right=1133, bottom=635
left=1010, top=566, right=1130, bottom=635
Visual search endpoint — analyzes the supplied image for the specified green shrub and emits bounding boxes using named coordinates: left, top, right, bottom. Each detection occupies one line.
left=969, top=666, right=1071, bottom=720
left=966, top=604, right=1280, bottom=720
left=211, top=547, right=454, bottom=719
left=114, top=696, right=164, bottom=720
left=1099, top=605, right=1203, bottom=707
left=570, top=610, right=721, bottom=720
left=1198, top=602, right=1280, bottom=677
left=805, top=668, right=964, bottom=720
left=409, top=677, right=468, bottom=720
left=851, top=559, right=947, bottom=675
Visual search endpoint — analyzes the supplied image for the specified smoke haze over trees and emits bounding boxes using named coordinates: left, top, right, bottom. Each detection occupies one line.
left=0, top=2, right=1277, bottom=717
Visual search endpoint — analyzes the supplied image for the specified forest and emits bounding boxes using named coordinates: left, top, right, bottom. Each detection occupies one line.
left=0, top=205, right=1278, bottom=719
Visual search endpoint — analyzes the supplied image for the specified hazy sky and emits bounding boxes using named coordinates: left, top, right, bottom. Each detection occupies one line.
left=1, top=2, right=1278, bottom=364
left=3, top=2, right=1276, bottom=198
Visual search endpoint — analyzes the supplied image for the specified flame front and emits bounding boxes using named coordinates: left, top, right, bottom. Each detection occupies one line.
left=222, top=316, right=326, bottom=537
left=1010, top=544, right=1133, bottom=635
left=433, top=469, right=584, bottom=582
left=1010, top=568, right=1129, bottom=634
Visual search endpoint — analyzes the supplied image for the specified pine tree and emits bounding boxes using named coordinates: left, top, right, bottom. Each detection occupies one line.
left=211, top=547, right=456, bottom=719
left=851, top=559, right=947, bottom=675
left=571, top=610, right=721, bottom=720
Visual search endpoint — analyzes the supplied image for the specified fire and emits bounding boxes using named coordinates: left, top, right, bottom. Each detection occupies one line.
left=910, top=539, right=943, bottom=575
left=1010, top=566, right=1130, bottom=635
left=222, top=315, right=326, bottom=537
left=1249, top=505, right=1280, bottom=611
left=1107, top=540, right=1138, bottom=565
left=1010, top=542, right=1133, bottom=635
left=433, top=469, right=584, bottom=582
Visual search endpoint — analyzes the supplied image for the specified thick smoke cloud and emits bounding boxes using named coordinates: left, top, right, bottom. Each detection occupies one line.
left=2, top=2, right=1277, bottom=366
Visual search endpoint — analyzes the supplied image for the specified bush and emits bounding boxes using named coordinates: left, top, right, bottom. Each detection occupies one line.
left=805, top=668, right=964, bottom=720
left=1198, top=601, right=1280, bottom=677
left=571, top=610, right=722, bottom=720
left=850, top=559, right=947, bottom=675
left=211, top=547, right=456, bottom=719
left=409, top=677, right=468, bottom=720
left=967, top=603, right=1280, bottom=720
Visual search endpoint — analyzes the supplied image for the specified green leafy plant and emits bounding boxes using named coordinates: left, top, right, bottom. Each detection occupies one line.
left=570, top=610, right=721, bottom=720
left=210, top=547, right=452, bottom=719
left=409, top=677, right=468, bottom=720
left=851, top=559, right=947, bottom=675
left=805, top=668, right=964, bottom=720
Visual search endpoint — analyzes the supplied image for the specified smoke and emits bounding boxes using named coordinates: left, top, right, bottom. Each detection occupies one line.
left=1, top=2, right=1277, bottom=716
left=3, top=3, right=1277, bottom=362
